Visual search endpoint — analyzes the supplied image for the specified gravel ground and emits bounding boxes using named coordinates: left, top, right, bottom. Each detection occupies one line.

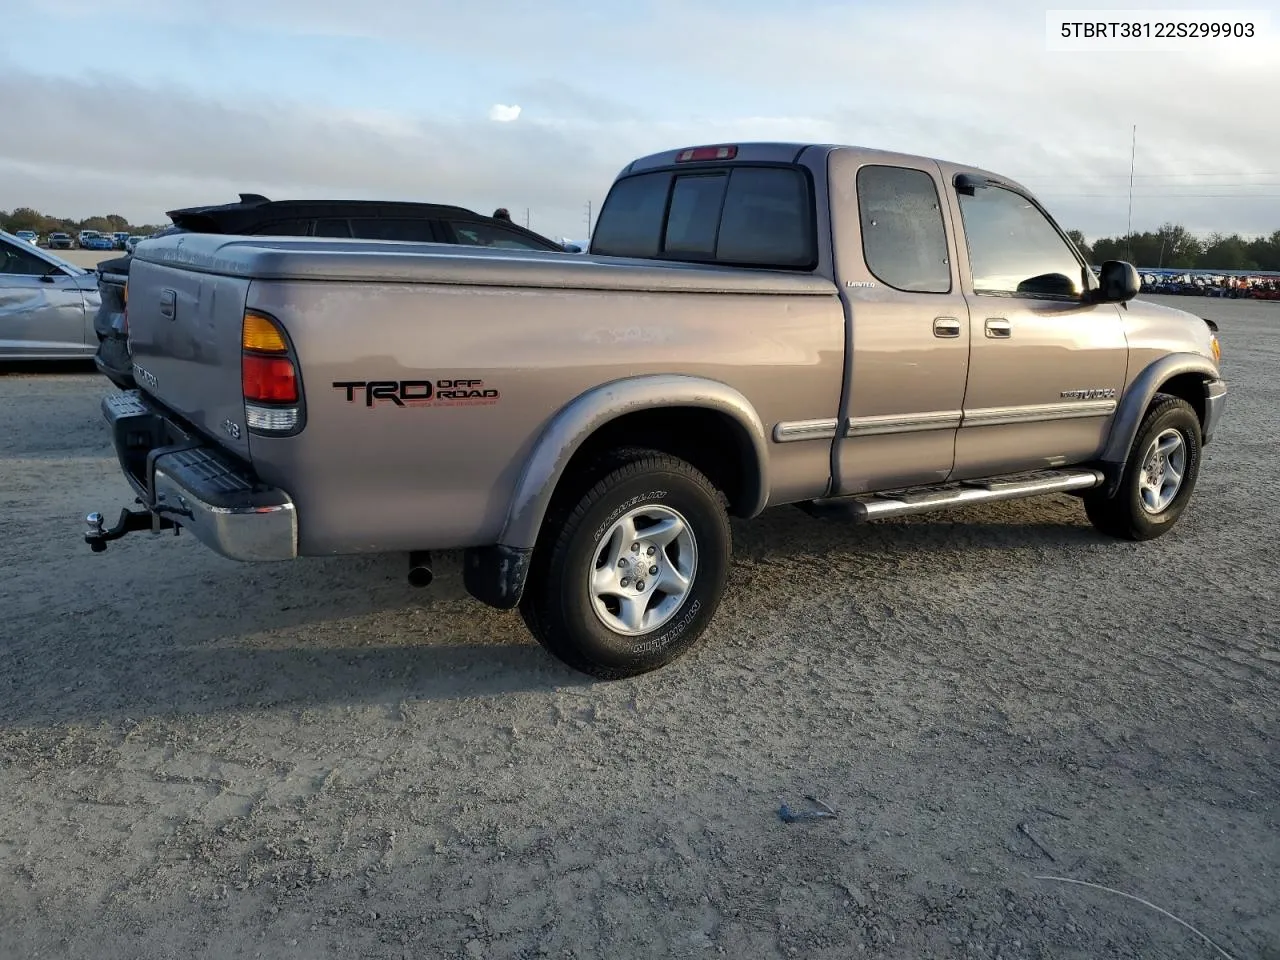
left=45, top=249, right=120, bottom=270
left=1, top=296, right=1276, bottom=960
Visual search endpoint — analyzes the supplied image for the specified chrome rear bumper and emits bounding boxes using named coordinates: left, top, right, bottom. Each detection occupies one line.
left=90, top=390, right=297, bottom=561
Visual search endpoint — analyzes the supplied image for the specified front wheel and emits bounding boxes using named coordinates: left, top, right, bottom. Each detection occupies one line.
left=520, top=450, right=732, bottom=679
left=1084, top=394, right=1203, bottom=541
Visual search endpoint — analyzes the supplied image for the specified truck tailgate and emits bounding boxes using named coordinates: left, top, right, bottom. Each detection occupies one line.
left=125, top=257, right=253, bottom=460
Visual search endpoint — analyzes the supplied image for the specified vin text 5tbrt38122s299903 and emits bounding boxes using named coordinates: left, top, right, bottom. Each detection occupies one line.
left=85, top=142, right=1226, bottom=679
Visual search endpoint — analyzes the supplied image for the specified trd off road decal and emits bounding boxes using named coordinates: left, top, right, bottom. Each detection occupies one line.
left=332, top=379, right=501, bottom=408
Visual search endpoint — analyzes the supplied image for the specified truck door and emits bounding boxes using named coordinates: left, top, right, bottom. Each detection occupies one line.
left=943, top=173, right=1128, bottom=479
left=828, top=155, right=972, bottom=495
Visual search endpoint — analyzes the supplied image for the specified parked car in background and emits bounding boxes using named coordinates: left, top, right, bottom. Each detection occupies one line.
left=78, top=230, right=101, bottom=248
left=14, top=230, right=39, bottom=245
left=0, top=229, right=102, bottom=359
left=124, top=235, right=145, bottom=253
left=83, top=234, right=115, bottom=251
left=47, top=232, right=73, bottom=250
left=112, top=232, right=131, bottom=250
left=92, top=194, right=570, bottom=389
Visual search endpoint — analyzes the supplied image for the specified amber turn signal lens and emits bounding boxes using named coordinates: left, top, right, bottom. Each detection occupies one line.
left=243, top=311, right=288, bottom=353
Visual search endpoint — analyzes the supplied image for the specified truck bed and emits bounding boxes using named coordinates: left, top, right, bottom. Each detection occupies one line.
left=132, top=234, right=839, bottom=295
left=123, top=233, right=846, bottom=554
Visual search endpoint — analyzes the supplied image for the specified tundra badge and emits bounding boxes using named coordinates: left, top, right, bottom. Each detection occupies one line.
left=132, top=363, right=159, bottom=390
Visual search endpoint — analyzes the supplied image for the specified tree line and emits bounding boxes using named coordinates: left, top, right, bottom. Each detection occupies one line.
left=5, top=204, right=1280, bottom=272
left=1066, top=223, right=1279, bottom=272
left=1, top=206, right=166, bottom=238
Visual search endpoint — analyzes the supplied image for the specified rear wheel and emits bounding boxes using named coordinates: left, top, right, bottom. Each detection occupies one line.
left=520, top=449, right=732, bottom=679
left=1084, top=394, right=1202, bottom=541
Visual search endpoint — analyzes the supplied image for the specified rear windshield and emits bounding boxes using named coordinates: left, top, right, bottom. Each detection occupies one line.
left=590, top=165, right=815, bottom=269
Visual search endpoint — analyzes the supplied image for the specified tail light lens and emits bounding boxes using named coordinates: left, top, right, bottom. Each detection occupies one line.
left=242, top=354, right=297, bottom=402
left=241, top=309, right=303, bottom=433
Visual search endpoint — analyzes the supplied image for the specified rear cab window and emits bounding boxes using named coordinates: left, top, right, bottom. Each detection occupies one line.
left=590, top=164, right=816, bottom=269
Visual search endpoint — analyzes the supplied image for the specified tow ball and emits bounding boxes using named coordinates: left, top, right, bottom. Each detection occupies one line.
left=85, top=503, right=179, bottom=552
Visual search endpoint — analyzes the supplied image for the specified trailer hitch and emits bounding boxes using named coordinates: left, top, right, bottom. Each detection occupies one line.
left=85, top=502, right=180, bottom=552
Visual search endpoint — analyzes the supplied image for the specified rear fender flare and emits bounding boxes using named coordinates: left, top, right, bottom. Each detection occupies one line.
left=1099, top=352, right=1217, bottom=496
left=501, top=374, right=771, bottom=551
left=462, top=375, right=769, bottom=611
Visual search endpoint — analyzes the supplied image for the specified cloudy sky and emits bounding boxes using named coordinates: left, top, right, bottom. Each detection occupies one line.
left=2, top=0, right=1277, bottom=243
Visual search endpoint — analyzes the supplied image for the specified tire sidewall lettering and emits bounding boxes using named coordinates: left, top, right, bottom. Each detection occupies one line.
left=591, top=489, right=668, bottom=543
left=627, top=599, right=702, bottom=655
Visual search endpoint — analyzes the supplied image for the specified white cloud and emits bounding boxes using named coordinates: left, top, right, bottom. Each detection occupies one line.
left=487, top=104, right=522, bottom=123
left=4, top=0, right=1279, bottom=240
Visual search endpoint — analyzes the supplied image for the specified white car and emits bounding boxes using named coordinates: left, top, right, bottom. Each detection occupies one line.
left=14, top=230, right=38, bottom=245
left=0, top=229, right=103, bottom=359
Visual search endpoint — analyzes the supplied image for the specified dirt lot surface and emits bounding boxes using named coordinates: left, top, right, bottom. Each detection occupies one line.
left=50, top=249, right=120, bottom=270
left=1, top=296, right=1276, bottom=960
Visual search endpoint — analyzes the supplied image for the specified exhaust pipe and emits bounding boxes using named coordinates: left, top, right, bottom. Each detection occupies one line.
left=407, top=550, right=433, bottom=588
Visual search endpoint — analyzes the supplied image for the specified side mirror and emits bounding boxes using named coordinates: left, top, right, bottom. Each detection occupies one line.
left=1094, top=260, right=1140, bottom=303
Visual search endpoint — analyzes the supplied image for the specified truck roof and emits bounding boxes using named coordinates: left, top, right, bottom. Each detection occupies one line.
left=620, top=141, right=1033, bottom=197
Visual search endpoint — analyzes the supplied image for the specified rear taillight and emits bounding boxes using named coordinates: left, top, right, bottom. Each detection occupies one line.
left=241, top=309, right=302, bottom=433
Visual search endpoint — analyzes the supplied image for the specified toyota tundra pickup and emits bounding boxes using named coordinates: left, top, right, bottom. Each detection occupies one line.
left=85, top=142, right=1226, bottom=679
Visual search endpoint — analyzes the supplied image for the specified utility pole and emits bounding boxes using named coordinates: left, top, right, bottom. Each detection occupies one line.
left=585, top=201, right=592, bottom=240
left=1125, top=124, right=1136, bottom=261
left=525, top=208, right=530, bottom=229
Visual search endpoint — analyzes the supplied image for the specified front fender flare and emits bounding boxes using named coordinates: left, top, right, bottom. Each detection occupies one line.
left=463, top=375, right=770, bottom=610
left=1099, top=352, right=1218, bottom=496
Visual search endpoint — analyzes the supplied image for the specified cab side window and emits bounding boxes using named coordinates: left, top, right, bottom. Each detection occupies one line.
left=250, top=219, right=312, bottom=237
left=957, top=185, right=1085, bottom=299
left=350, top=219, right=438, bottom=243
left=314, top=218, right=353, bottom=238
left=0, top=240, right=51, bottom=276
left=447, top=221, right=551, bottom=250
left=856, top=165, right=951, bottom=294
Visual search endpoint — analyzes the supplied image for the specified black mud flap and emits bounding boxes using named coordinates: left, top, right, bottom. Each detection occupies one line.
left=462, top=545, right=533, bottom=610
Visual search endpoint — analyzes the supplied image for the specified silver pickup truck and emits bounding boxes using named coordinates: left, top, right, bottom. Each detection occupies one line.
left=86, top=141, right=1226, bottom=679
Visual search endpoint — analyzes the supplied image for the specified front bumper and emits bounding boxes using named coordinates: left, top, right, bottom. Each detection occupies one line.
left=95, top=391, right=297, bottom=561
left=1202, top=378, right=1227, bottom=445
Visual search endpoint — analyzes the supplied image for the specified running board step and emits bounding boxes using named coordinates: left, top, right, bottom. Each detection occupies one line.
left=798, top=468, right=1105, bottom=521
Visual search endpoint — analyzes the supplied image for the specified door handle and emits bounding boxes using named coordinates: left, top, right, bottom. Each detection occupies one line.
left=159, top=289, right=176, bottom=320
left=933, top=317, right=961, bottom=338
left=985, top=318, right=1011, bottom=339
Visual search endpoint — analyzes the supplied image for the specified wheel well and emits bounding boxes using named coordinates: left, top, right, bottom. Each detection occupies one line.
left=557, top=407, right=762, bottom=518
left=1156, top=373, right=1207, bottom=428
